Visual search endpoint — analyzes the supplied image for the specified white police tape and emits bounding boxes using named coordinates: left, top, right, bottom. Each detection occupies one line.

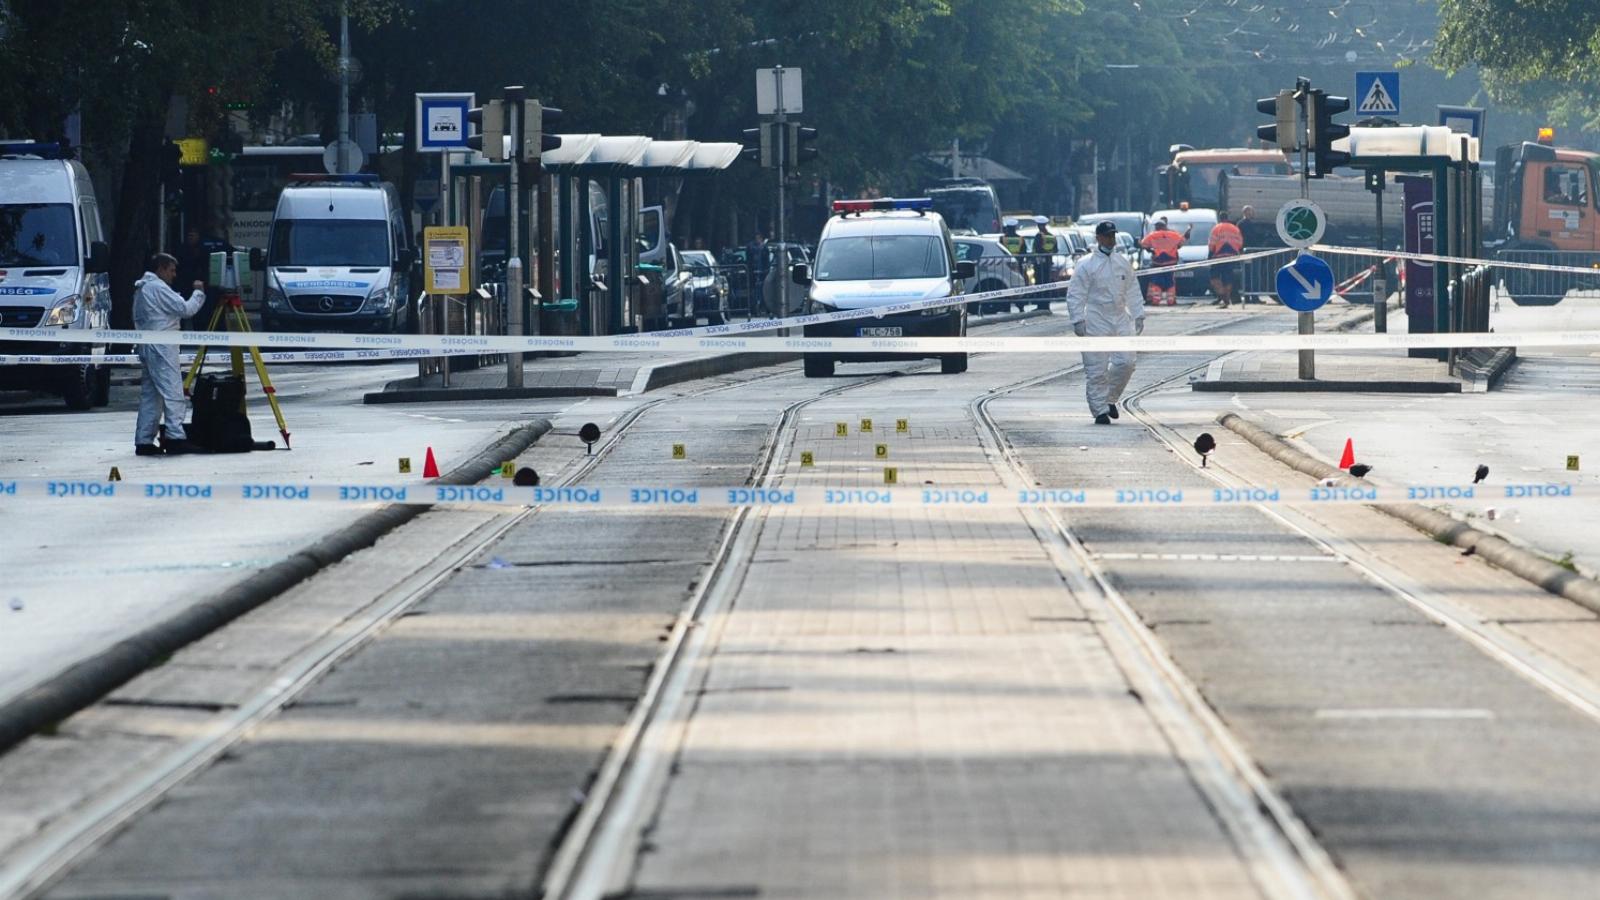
left=0, top=477, right=1586, bottom=510
left=4, top=324, right=1596, bottom=357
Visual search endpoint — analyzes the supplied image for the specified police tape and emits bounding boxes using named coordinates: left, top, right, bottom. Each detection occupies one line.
left=0, top=477, right=1587, bottom=510
left=3, top=324, right=1595, bottom=357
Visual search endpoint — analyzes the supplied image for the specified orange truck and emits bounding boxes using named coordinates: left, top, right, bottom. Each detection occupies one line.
left=1492, top=131, right=1600, bottom=305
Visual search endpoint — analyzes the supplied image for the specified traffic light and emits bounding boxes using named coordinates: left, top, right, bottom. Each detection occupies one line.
left=534, top=103, right=563, bottom=156
left=1309, top=90, right=1351, bottom=177
left=789, top=124, right=819, bottom=165
left=1256, top=89, right=1297, bottom=152
left=741, top=125, right=773, bottom=168
left=467, top=100, right=505, bottom=162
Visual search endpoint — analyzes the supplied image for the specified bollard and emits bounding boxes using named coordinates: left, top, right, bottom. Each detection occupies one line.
left=1298, top=311, right=1315, bottom=380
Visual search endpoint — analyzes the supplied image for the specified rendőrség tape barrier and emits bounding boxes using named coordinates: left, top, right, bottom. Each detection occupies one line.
left=2, top=478, right=1587, bottom=509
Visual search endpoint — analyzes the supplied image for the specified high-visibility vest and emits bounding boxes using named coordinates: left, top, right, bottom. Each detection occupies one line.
left=1035, top=233, right=1058, bottom=253
left=1001, top=234, right=1025, bottom=255
left=1209, top=222, right=1244, bottom=257
left=1140, top=229, right=1185, bottom=265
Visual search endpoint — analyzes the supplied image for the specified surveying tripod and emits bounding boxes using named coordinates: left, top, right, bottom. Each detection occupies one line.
left=182, top=292, right=292, bottom=449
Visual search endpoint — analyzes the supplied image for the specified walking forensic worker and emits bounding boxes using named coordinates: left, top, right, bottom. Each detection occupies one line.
left=1067, top=221, right=1145, bottom=425
left=132, top=252, right=206, bottom=456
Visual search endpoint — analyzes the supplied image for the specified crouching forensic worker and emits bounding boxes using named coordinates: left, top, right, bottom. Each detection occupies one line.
left=132, top=253, right=205, bottom=456
left=1066, top=221, right=1145, bottom=425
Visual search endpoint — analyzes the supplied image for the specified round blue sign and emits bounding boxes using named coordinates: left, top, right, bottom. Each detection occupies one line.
left=1275, top=253, right=1336, bottom=313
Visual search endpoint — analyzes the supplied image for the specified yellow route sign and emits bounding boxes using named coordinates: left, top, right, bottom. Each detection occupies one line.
left=423, top=225, right=471, bottom=296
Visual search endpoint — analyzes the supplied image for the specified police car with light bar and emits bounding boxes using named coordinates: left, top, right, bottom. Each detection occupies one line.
left=790, top=198, right=975, bottom=377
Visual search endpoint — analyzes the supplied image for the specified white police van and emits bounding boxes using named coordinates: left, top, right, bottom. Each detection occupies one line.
left=0, top=142, right=112, bottom=409
left=257, top=174, right=414, bottom=333
left=790, top=198, right=975, bottom=378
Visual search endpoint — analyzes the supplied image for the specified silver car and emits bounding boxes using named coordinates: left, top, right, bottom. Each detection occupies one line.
left=954, top=236, right=1028, bottom=314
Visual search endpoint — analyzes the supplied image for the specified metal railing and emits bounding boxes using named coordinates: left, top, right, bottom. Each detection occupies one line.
left=1236, top=251, right=1390, bottom=304
left=1493, top=249, right=1600, bottom=307
left=415, top=286, right=507, bottom=380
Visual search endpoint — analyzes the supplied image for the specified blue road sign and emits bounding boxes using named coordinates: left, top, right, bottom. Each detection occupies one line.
left=415, top=93, right=473, bottom=153
left=1355, top=71, right=1400, bottom=117
left=1276, top=253, right=1336, bottom=313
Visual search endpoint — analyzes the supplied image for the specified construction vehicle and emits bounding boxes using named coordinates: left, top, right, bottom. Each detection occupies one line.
left=1155, top=145, right=1290, bottom=210
left=1490, top=130, right=1600, bottom=305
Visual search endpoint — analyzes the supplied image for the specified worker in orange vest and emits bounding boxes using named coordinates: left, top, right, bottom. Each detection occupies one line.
left=1139, top=217, right=1188, bottom=306
left=1207, top=210, right=1245, bottom=308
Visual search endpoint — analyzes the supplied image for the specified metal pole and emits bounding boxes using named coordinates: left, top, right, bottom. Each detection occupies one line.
left=505, top=87, right=525, bottom=387
left=437, top=150, right=453, bottom=386
left=774, top=66, right=787, bottom=264
left=951, top=137, right=960, bottom=179
left=1297, top=79, right=1313, bottom=375
left=538, top=168, right=554, bottom=336
left=1374, top=171, right=1387, bottom=333
left=1298, top=311, right=1315, bottom=380
left=338, top=3, right=351, bottom=174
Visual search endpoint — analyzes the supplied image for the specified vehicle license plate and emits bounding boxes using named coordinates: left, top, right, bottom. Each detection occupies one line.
left=857, top=326, right=903, bottom=337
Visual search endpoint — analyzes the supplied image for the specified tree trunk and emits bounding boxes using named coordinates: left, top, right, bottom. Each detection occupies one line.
left=108, top=117, right=166, bottom=329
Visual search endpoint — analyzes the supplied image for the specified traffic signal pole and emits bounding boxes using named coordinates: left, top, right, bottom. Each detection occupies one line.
left=774, top=67, right=788, bottom=266
left=505, top=85, right=525, bottom=388
left=1295, top=77, right=1314, bottom=380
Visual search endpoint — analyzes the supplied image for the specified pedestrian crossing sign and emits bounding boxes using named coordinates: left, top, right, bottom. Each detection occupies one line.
left=1355, top=71, right=1400, bottom=117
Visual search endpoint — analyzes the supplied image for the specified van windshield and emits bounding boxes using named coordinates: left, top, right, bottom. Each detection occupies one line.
left=0, top=203, right=77, bottom=267
left=815, top=235, right=946, bottom=281
left=927, top=190, right=1001, bottom=234
left=269, top=219, right=390, bottom=267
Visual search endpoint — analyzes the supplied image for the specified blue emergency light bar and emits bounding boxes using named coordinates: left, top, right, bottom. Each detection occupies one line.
left=0, top=142, right=65, bottom=159
left=287, top=173, right=380, bottom=184
left=832, top=197, right=934, bottom=214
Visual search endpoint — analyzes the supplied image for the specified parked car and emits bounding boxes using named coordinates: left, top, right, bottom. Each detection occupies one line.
left=954, top=236, right=1028, bottom=314
left=657, top=243, right=696, bottom=328
left=1090, top=211, right=1150, bottom=241
left=681, top=249, right=730, bottom=325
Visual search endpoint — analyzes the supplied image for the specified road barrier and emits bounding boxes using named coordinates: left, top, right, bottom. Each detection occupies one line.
left=0, top=477, right=1588, bottom=510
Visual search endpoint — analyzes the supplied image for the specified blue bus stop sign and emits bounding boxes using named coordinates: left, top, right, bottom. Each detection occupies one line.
left=1276, top=253, right=1336, bottom=313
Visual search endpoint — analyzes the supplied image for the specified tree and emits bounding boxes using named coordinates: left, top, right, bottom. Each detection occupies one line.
left=1435, top=0, right=1600, bottom=130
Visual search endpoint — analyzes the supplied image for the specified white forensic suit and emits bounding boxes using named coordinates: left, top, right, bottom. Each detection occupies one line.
left=132, top=271, right=205, bottom=447
left=1065, top=245, right=1145, bottom=418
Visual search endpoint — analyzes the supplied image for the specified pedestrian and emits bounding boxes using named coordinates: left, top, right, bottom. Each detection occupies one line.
left=1139, top=216, right=1187, bottom=307
left=132, top=252, right=206, bottom=456
left=999, top=218, right=1025, bottom=257
left=745, top=231, right=770, bottom=315
left=1067, top=221, right=1145, bottom=425
left=1208, top=210, right=1245, bottom=308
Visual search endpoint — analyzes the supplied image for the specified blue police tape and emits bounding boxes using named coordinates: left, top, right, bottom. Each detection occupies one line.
left=0, top=478, right=1583, bottom=509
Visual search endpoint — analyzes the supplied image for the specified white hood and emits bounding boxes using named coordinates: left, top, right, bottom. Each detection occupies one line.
left=0, top=267, right=79, bottom=309
left=809, top=276, right=951, bottom=311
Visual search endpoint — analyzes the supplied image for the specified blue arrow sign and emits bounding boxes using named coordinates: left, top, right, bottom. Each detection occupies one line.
left=1276, top=253, right=1336, bottom=313
left=1355, top=71, right=1400, bottom=117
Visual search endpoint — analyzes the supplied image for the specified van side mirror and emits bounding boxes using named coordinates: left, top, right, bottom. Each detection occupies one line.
left=87, top=241, right=110, bottom=274
left=954, top=260, right=976, bottom=280
left=790, top=262, right=811, bottom=286
left=249, top=247, right=266, bottom=270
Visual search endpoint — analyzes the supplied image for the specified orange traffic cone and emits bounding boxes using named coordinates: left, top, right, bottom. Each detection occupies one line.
left=423, top=446, right=440, bottom=478
left=1338, top=438, right=1355, bottom=470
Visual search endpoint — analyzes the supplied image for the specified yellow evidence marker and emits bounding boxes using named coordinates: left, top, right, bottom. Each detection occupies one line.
left=672, top=443, right=687, bottom=460
left=502, top=461, right=516, bottom=478
left=875, top=444, right=888, bottom=459
left=1568, top=455, right=1581, bottom=472
left=860, top=417, right=873, bottom=433
left=835, top=422, right=849, bottom=437
left=107, top=466, right=122, bottom=482
left=896, top=418, right=909, bottom=433
left=883, top=466, right=898, bottom=484
left=800, top=451, right=815, bottom=467
left=398, top=457, right=412, bottom=475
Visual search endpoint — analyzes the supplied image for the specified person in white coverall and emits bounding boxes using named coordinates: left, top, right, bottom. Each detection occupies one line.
left=1066, top=221, right=1145, bottom=425
left=132, top=253, right=205, bottom=456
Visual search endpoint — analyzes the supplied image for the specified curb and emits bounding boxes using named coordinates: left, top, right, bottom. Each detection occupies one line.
left=1195, top=380, right=1460, bottom=393
left=365, top=385, right=616, bottom=403
left=1218, top=412, right=1600, bottom=615
left=0, top=420, right=553, bottom=755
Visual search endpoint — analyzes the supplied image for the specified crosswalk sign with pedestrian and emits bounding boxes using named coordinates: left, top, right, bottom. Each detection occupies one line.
left=1355, top=71, right=1400, bottom=117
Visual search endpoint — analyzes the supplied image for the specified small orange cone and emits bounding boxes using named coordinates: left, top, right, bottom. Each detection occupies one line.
left=423, top=447, right=440, bottom=478
left=1338, top=438, right=1355, bottom=470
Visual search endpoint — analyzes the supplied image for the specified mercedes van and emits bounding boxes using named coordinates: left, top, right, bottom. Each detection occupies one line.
left=790, top=198, right=975, bottom=378
left=258, top=174, right=413, bottom=333
left=0, top=142, right=112, bottom=409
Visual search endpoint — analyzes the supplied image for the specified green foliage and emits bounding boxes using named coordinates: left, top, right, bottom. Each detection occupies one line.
left=1435, top=0, right=1600, bottom=129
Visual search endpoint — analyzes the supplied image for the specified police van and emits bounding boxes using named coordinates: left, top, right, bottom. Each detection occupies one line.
left=790, top=198, right=975, bottom=378
left=0, top=142, right=112, bottom=409
left=256, top=174, right=414, bottom=333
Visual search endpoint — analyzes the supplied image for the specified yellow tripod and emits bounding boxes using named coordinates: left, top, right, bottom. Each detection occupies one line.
left=182, top=292, right=292, bottom=449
